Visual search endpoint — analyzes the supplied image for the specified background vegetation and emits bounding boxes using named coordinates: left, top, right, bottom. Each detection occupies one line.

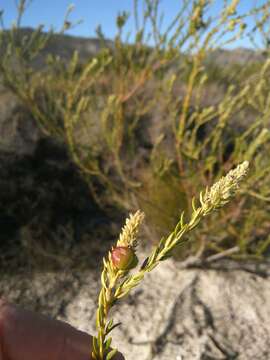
left=1, top=0, right=270, bottom=269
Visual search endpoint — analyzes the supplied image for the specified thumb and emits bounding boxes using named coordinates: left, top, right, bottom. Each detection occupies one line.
left=0, top=299, right=124, bottom=360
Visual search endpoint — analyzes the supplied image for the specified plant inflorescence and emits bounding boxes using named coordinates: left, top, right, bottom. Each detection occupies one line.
left=92, top=161, right=249, bottom=359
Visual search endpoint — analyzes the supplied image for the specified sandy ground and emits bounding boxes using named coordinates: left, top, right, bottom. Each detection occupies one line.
left=1, top=254, right=270, bottom=360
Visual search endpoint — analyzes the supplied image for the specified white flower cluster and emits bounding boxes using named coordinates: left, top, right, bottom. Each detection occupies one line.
left=201, top=161, right=249, bottom=214
left=117, top=210, right=145, bottom=248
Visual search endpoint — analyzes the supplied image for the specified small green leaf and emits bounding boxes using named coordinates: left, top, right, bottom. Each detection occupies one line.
left=106, top=322, right=122, bottom=336
left=105, top=337, right=112, bottom=350
left=98, top=332, right=103, bottom=348
left=106, top=348, right=118, bottom=360
left=92, top=336, right=99, bottom=356
left=96, top=309, right=100, bottom=329
left=105, top=319, right=114, bottom=333
left=159, top=252, right=171, bottom=261
left=140, top=257, right=149, bottom=270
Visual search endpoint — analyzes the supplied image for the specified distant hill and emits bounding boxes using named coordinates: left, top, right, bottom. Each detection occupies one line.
left=0, top=27, right=113, bottom=68
left=206, top=47, right=266, bottom=67
left=0, top=27, right=266, bottom=68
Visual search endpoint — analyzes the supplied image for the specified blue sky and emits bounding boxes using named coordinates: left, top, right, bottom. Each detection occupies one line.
left=0, top=0, right=268, bottom=48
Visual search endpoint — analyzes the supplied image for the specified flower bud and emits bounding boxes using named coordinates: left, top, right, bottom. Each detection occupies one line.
left=111, top=246, right=138, bottom=270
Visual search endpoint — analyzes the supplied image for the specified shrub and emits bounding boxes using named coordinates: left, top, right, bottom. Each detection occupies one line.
left=0, top=0, right=270, bottom=263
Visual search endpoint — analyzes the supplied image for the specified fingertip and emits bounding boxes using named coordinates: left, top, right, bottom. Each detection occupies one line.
left=0, top=298, right=9, bottom=332
left=0, top=299, right=9, bottom=360
left=0, top=299, right=8, bottom=312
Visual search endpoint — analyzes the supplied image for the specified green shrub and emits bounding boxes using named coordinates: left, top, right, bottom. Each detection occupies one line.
left=1, top=0, right=270, bottom=262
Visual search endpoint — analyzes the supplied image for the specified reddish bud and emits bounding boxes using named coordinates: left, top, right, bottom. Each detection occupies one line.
left=111, top=246, right=138, bottom=270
